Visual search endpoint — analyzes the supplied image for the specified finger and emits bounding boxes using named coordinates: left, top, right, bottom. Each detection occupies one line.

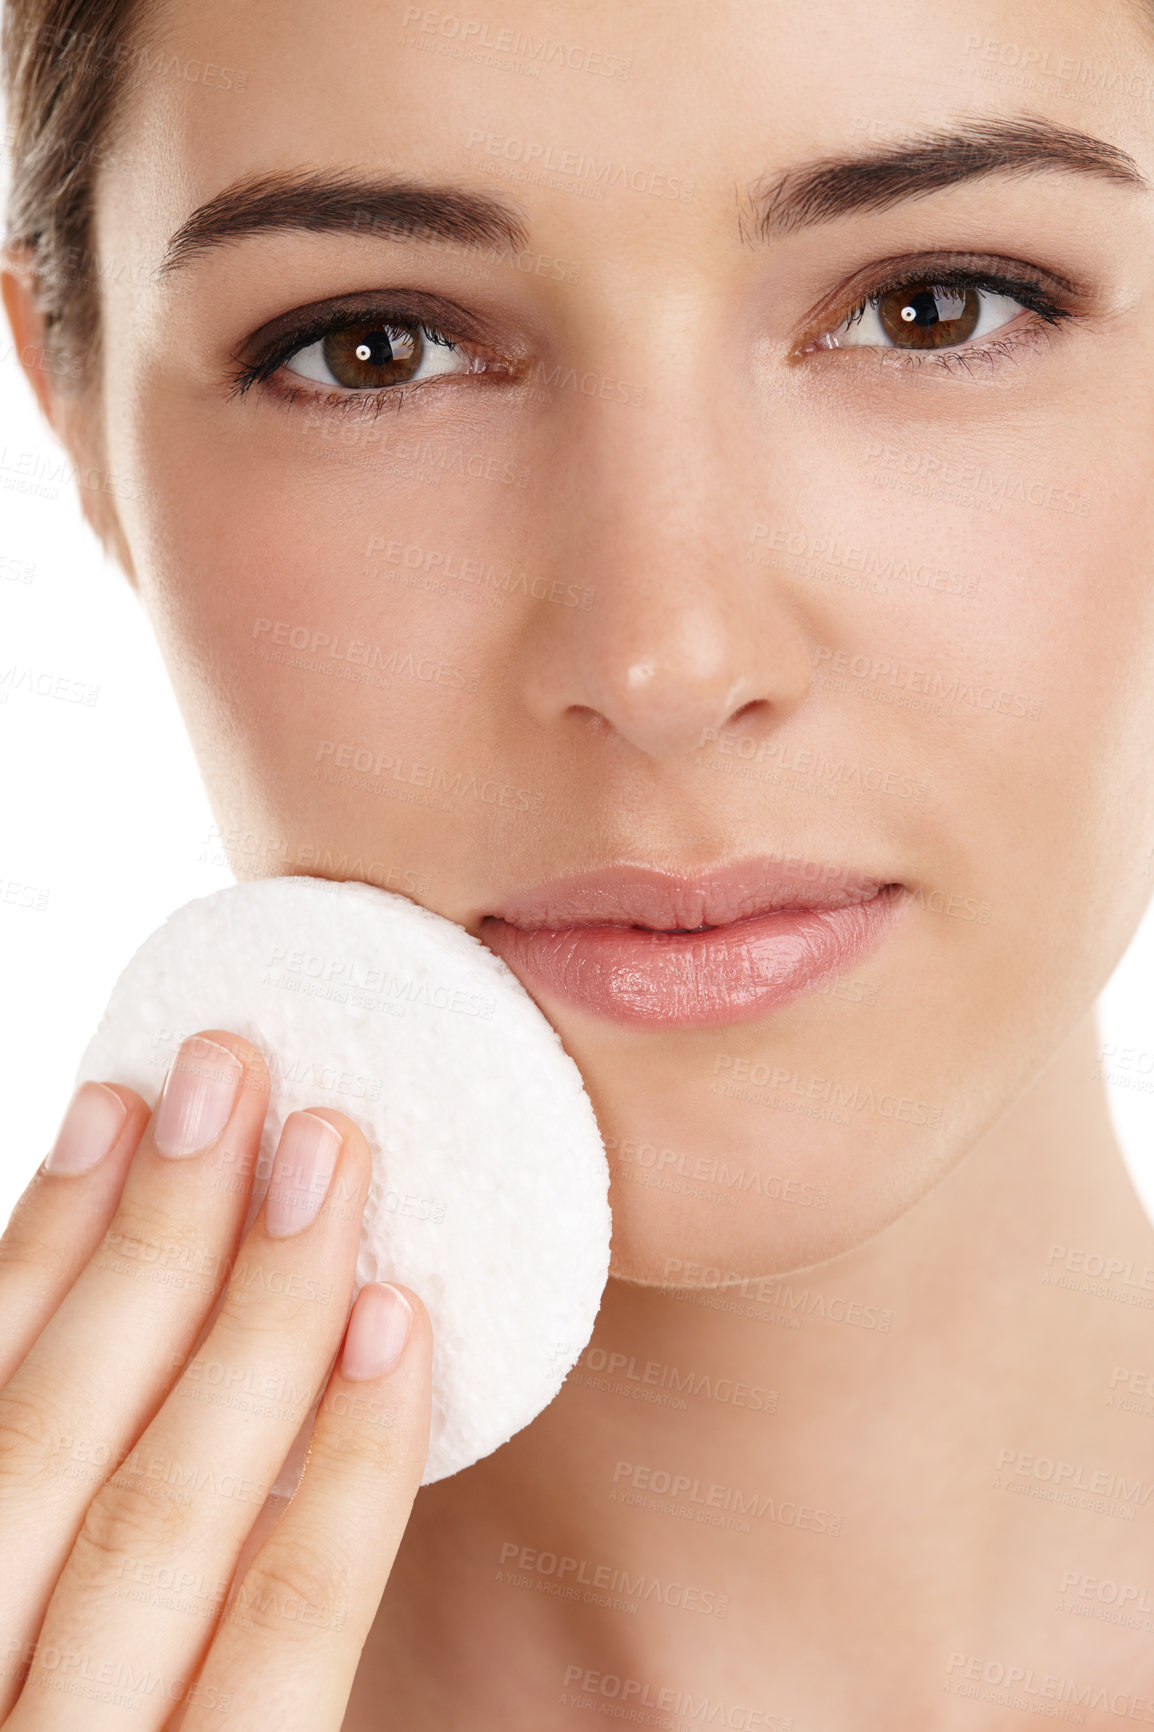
left=0, top=1083, right=151, bottom=1385
left=11, top=1110, right=372, bottom=1732
left=0, top=1030, right=271, bottom=1720
left=181, top=1283, right=432, bottom=1732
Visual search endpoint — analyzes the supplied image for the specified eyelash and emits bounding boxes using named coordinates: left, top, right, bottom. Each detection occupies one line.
left=225, top=309, right=497, bottom=420
left=804, top=265, right=1074, bottom=372
left=227, top=259, right=1078, bottom=418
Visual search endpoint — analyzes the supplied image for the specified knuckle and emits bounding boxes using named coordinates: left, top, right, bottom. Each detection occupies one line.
left=190, top=1307, right=324, bottom=1427
left=213, top=1288, right=313, bottom=1358
left=0, top=1386, right=69, bottom=1493
left=74, top=1464, right=197, bottom=1570
left=95, top=1197, right=225, bottom=1293
left=227, top=1534, right=351, bottom=1636
left=0, top=1212, right=71, bottom=1279
left=310, top=1399, right=403, bottom=1481
left=218, top=1263, right=334, bottom=1338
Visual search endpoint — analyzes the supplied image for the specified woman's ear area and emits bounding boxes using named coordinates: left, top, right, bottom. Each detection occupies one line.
left=0, top=247, right=58, bottom=423
left=0, top=246, right=138, bottom=589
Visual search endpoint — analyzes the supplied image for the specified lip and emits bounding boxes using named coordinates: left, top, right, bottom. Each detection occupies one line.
left=479, top=862, right=906, bottom=1028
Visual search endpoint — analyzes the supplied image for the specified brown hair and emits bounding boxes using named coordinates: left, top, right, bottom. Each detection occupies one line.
left=2, top=0, right=167, bottom=388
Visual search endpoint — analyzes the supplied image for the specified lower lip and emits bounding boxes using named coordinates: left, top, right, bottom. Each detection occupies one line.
left=481, top=885, right=905, bottom=1029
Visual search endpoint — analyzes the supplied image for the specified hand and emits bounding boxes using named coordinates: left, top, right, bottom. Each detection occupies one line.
left=0, top=1028, right=432, bottom=1730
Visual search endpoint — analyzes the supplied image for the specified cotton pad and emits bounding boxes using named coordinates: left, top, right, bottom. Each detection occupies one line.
left=74, top=876, right=611, bottom=1483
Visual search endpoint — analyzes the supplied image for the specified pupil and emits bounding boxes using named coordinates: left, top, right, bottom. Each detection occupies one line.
left=902, top=290, right=946, bottom=327
left=353, top=332, right=396, bottom=366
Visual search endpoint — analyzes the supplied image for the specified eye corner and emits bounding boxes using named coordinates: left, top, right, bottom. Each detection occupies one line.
left=787, top=332, right=833, bottom=363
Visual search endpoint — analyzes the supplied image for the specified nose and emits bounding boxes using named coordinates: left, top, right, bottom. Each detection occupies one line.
left=518, top=386, right=814, bottom=760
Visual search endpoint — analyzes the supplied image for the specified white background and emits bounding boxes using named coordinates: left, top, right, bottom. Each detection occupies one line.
left=2, top=134, right=1154, bottom=1228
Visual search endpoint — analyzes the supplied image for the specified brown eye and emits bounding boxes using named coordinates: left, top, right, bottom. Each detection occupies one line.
left=315, top=322, right=426, bottom=386
left=874, top=284, right=981, bottom=349
left=813, top=279, right=1029, bottom=355
left=282, top=319, right=471, bottom=390
left=320, top=322, right=423, bottom=386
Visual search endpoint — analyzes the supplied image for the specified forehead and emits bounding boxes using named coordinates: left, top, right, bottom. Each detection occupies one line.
left=102, top=0, right=1153, bottom=261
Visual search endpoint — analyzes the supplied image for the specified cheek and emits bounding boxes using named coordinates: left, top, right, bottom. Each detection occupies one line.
left=772, top=394, right=1154, bottom=940
left=117, top=392, right=555, bottom=889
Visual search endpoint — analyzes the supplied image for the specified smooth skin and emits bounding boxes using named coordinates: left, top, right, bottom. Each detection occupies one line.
left=6, top=0, right=1154, bottom=1724
left=0, top=1032, right=431, bottom=1729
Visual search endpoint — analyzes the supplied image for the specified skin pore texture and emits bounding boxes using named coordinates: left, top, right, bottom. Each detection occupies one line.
left=8, top=0, right=1154, bottom=1722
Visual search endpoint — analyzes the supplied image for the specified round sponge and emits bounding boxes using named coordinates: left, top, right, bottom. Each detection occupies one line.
left=73, top=876, right=611, bottom=1483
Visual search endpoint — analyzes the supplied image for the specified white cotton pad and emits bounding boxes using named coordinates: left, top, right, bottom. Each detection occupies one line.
left=73, top=876, right=611, bottom=1483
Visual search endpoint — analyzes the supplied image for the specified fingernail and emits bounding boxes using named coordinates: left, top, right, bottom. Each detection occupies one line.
left=154, top=1035, right=244, bottom=1159
left=340, top=1283, right=413, bottom=1381
left=45, top=1082, right=128, bottom=1175
left=264, top=1112, right=341, bottom=1238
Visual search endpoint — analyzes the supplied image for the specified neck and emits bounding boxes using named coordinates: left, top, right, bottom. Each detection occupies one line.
left=353, top=1008, right=1154, bottom=1725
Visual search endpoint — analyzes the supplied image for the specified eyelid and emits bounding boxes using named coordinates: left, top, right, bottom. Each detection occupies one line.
left=792, top=250, right=1084, bottom=355
left=234, top=287, right=497, bottom=365
left=226, top=289, right=526, bottom=403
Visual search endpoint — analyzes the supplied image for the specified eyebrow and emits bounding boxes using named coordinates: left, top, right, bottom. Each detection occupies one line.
left=158, top=168, right=530, bottom=275
left=749, top=117, right=1148, bottom=238
left=159, top=119, right=1147, bottom=277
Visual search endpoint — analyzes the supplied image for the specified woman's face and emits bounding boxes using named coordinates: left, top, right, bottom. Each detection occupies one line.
left=75, top=0, right=1154, bottom=1280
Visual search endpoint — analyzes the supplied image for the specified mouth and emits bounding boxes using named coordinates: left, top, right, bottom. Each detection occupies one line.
left=479, top=861, right=907, bottom=1029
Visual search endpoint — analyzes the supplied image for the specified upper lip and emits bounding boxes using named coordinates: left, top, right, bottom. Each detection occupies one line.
left=483, top=860, right=898, bottom=932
